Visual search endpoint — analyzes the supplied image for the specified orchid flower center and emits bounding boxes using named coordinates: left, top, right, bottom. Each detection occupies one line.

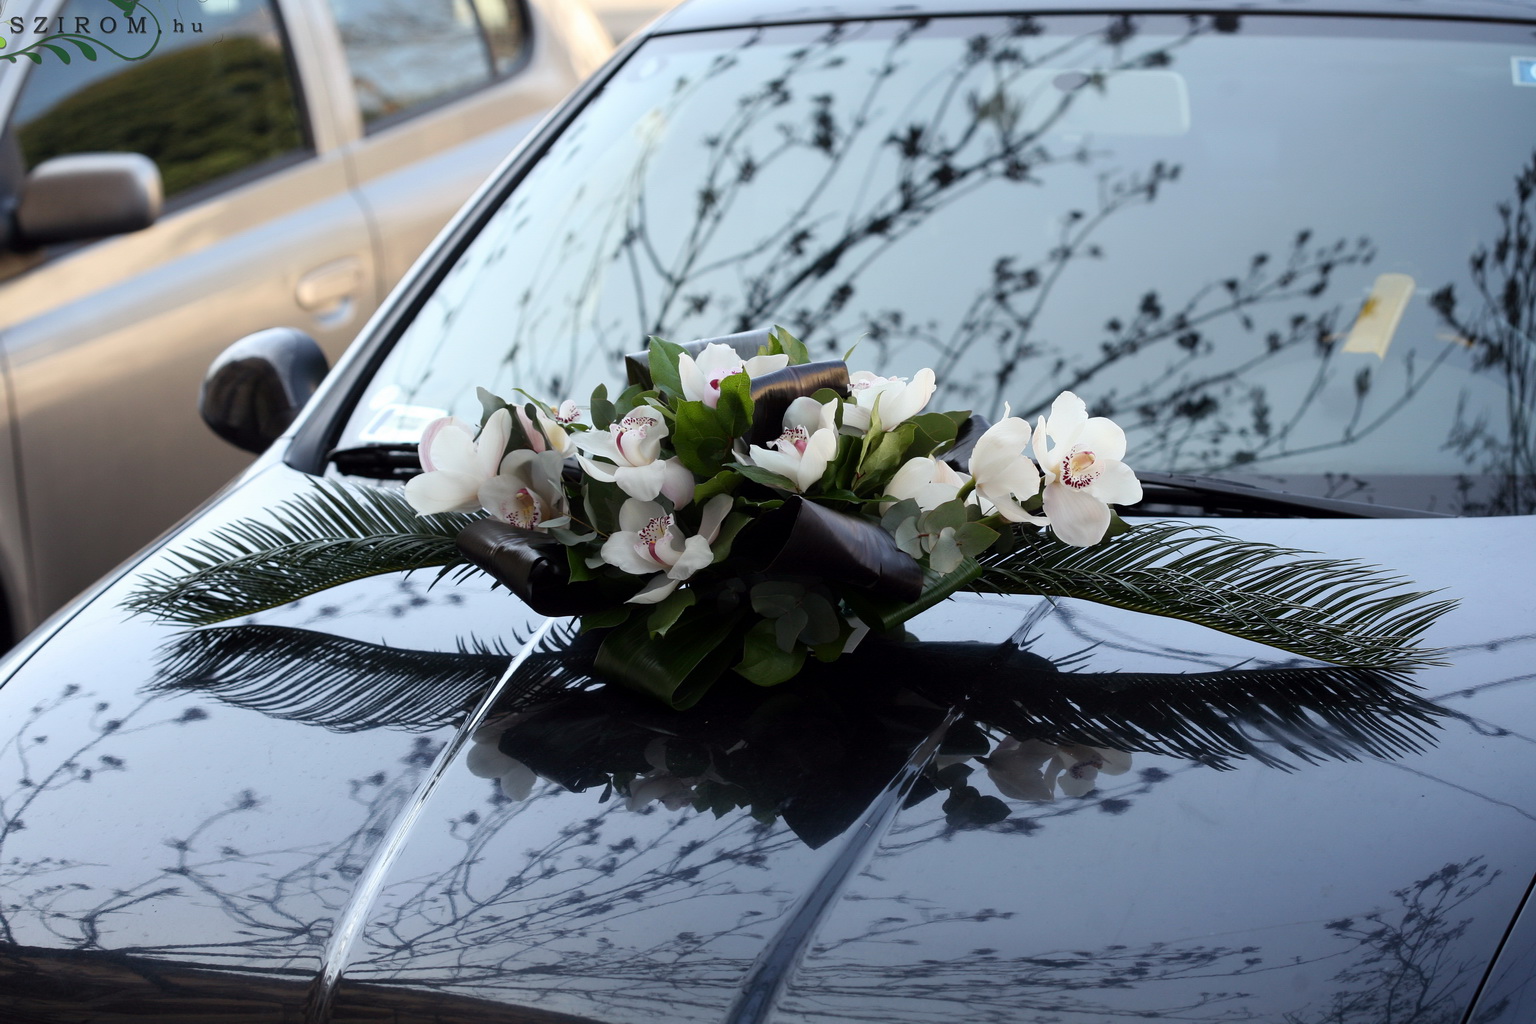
left=708, top=364, right=743, bottom=393
left=776, top=425, right=811, bottom=455
left=508, top=488, right=542, bottom=529
left=615, top=413, right=652, bottom=461
left=636, top=514, right=674, bottom=566
left=1062, top=448, right=1099, bottom=489
left=555, top=400, right=581, bottom=425
left=1063, top=752, right=1105, bottom=779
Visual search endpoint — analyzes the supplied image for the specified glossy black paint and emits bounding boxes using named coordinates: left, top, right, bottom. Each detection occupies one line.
left=0, top=461, right=1532, bottom=1022
left=200, top=327, right=330, bottom=455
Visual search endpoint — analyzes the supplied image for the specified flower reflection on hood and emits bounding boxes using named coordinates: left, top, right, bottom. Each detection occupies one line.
left=984, top=737, right=1132, bottom=801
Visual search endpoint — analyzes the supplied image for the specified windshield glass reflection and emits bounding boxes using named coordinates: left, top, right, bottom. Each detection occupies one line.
left=342, top=14, right=1536, bottom=514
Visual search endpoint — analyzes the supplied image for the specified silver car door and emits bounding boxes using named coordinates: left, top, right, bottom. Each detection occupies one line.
left=0, top=0, right=377, bottom=629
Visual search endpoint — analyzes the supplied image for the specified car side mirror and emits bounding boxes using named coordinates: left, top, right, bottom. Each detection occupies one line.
left=13, top=153, right=163, bottom=246
left=200, top=328, right=329, bottom=454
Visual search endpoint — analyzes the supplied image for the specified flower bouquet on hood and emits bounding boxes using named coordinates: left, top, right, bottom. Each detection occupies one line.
left=129, top=327, right=1454, bottom=707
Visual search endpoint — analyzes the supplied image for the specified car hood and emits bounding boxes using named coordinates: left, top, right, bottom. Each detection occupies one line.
left=1, top=462, right=1533, bottom=1024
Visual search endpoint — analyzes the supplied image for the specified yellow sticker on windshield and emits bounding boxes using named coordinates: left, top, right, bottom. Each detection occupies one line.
left=1342, top=273, right=1415, bottom=359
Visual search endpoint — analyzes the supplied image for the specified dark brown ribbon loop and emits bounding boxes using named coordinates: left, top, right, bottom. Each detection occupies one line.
left=735, top=495, right=925, bottom=601
left=625, top=329, right=774, bottom=389
left=747, top=360, right=852, bottom=447
left=456, top=520, right=636, bottom=616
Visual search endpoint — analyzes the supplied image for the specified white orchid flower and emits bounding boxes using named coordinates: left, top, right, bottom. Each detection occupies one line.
left=885, top=456, right=968, bottom=512
left=479, top=449, right=569, bottom=530
left=576, top=408, right=692, bottom=506
left=533, top=401, right=581, bottom=457
left=744, top=396, right=838, bottom=492
left=600, top=493, right=734, bottom=604
left=968, top=408, right=1047, bottom=525
left=405, top=409, right=511, bottom=514
left=984, top=737, right=1131, bottom=802
left=849, top=367, right=936, bottom=430
left=678, top=342, right=789, bottom=408
left=1053, top=743, right=1133, bottom=798
left=1032, top=391, right=1142, bottom=546
left=466, top=726, right=537, bottom=801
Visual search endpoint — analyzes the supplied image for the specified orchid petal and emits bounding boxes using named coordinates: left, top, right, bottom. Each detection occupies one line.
left=616, top=459, right=667, bottom=501
left=404, top=470, right=483, bottom=514
left=618, top=499, right=664, bottom=534
left=661, top=458, right=695, bottom=509
left=1043, top=482, right=1111, bottom=547
left=698, top=493, right=734, bottom=542
left=1091, top=459, right=1142, bottom=505
left=627, top=574, right=681, bottom=605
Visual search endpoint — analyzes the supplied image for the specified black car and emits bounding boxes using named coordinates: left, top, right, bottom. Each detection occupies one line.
left=3, top=1, right=1535, bottom=1021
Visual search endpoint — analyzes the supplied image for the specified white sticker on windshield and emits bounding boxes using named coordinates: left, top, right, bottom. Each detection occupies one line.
left=1514, top=57, right=1536, bottom=86
left=357, top=404, right=448, bottom=444
left=1342, top=274, right=1415, bottom=359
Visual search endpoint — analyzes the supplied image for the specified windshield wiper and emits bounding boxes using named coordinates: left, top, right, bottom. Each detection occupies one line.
left=1136, top=472, right=1451, bottom=519
left=327, top=444, right=421, bottom=481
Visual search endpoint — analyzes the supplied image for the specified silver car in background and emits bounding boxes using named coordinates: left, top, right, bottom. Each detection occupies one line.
left=0, top=0, right=612, bottom=644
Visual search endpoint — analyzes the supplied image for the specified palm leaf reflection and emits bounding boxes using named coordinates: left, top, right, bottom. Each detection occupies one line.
left=152, top=622, right=597, bottom=733
left=155, top=622, right=1445, bottom=845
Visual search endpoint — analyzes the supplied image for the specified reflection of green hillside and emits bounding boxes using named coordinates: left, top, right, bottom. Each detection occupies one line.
left=18, top=37, right=303, bottom=197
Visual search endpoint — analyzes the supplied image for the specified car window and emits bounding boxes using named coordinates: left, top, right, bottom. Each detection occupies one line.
left=325, top=0, right=526, bottom=130
left=11, top=0, right=308, bottom=202
left=339, top=14, right=1536, bottom=517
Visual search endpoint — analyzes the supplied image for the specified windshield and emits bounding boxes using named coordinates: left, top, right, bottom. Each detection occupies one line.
left=338, top=13, right=1536, bottom=516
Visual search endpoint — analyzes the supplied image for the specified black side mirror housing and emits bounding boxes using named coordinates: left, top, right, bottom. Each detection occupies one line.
left=14, top=153, right=162, bottom=246
left=200, top=328, right=329, bottom=454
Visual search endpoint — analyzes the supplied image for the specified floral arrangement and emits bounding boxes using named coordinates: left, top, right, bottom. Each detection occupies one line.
left=403, top=328, right=1147, bottom=703
left=128, top=327, right=1454, bottom=708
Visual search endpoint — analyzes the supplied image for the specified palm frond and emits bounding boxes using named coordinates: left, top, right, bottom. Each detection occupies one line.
left=124, top=481, right=486, bottom=625
left=153, top=621, right=591, bottom=732
left=974, top=522, right=1455, bottom=670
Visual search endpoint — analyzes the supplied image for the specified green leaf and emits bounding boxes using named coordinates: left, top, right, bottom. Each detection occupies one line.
left=953, top=520, right=1001, bottom=558
left=768, top=325, right=811, bottom=365
left=672, top=400, right=733, bottom=475
left=694, top=468, right=741, bottom=505
left=647, top=336, right=688, bottom=398
left=973, top=521, right=1456, bottom=670
left=717, top=371, right=753, bottom=437
left=647, top=588, right=696, bottom=637
left=42, top=44, right=69, bottom=64
left=855, top=424, right=915, bottom=494
left=68, top=38, right=97, bottom=60
left=476, top=386, right=509, bottom=424
left=924, top=499, right=967, bottom=534
left=589, top=383, right=615, bottom=430
left=735, top=619, right=808, bottom=687
left=582, top=479, right=626, bottom=535
left=710, top=510, right=752, bottom=562
left=905, top=411, right=962, bottom=461
left=565, top=543, right=594, bottom=583
left=734, top=463, right=797, bottom=492
left=594, top=609, right=746, bottom=708
left=581, top=606, right=631, bottom=631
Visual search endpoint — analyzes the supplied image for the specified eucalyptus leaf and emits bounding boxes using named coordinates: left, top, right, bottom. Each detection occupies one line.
left=736, top=619, right=808, bottom=687
left=647, top=336, right=688, bottom=398
left=589, top=383, right=615, bottom=430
